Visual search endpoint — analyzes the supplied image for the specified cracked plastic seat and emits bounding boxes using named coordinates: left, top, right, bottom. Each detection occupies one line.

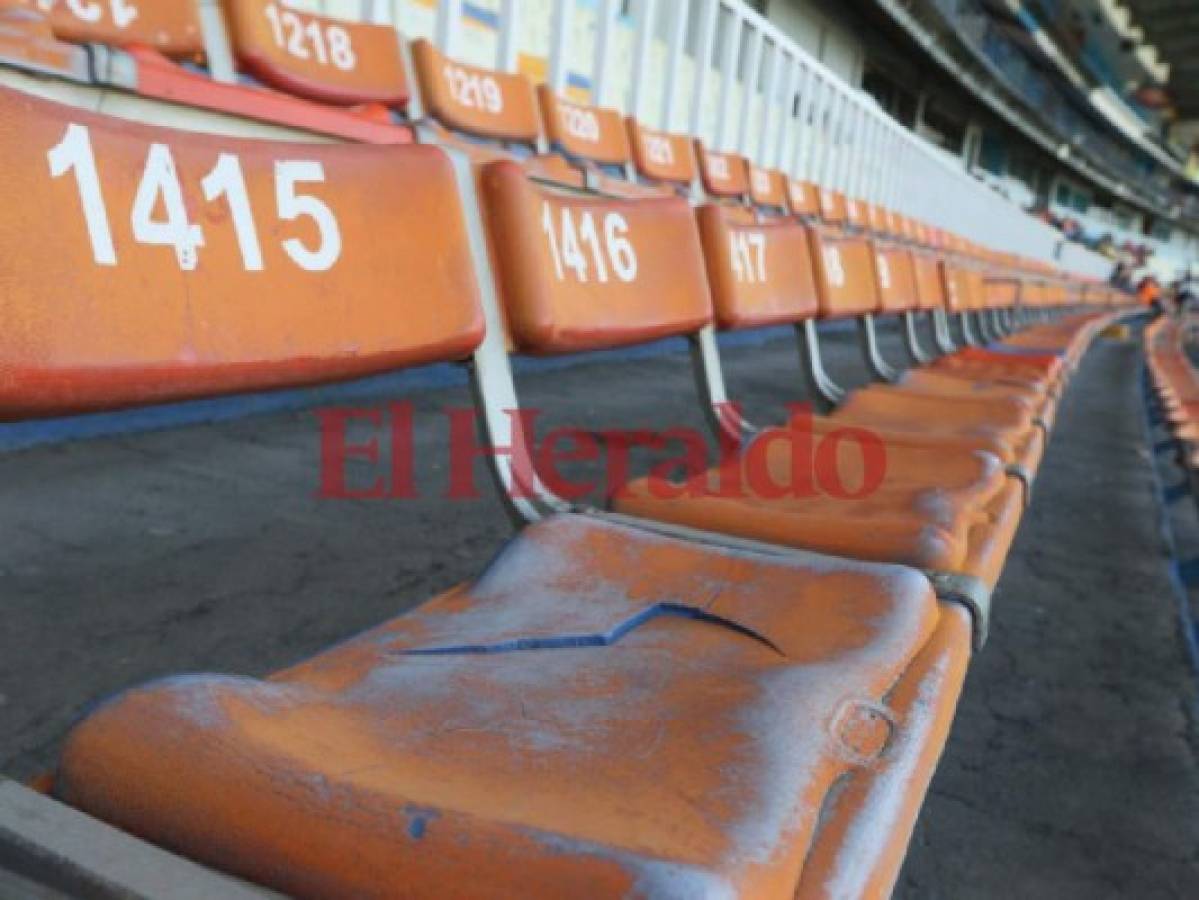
left=56, top=513, right=971, bottom=899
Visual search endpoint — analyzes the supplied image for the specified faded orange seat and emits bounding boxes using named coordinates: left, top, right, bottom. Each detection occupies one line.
left=748, top=165, right=788, bottom=214
left=0, top=87, right=466, bottom=418
left=537, top=87, right=666, bottom=197
left=41, top=0, right=203, bottom=58
left=224, top=0, right=408, bottom=109
left=410, top=39, right=587, bottom=189
left=482, top=166, right=1026, bottom=589
left=0, top=4, right=87, bottom=80
left=57, top=514, right=967, bottom=899
left=695, top=142, right=750, bottom=202
left=626, top=119, right=697, bottom=195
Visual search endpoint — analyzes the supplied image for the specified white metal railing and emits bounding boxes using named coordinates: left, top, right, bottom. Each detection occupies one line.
left=279, top=0, right=1114, bottom=279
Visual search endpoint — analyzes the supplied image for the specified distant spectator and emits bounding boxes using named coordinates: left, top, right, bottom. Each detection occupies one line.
left=1175, top=278, right=1197, bottom=317
left=1110, top=262, right=1133, bottom=291
left=1137, top=275, right=1162, bottom=313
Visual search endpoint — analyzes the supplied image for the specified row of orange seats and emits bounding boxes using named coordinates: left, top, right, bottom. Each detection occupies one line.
left=0, top=0, right=1143, bottom=303
left=1146, top=315, right=1199, bottom=469
left=0, top=3, right=1135, bottom=899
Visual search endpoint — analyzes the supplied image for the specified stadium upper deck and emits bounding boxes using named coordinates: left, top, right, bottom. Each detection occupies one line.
left=0, top=1, right=1190, bottom=898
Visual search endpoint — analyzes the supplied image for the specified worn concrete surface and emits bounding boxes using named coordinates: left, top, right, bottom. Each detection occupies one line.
left=1, top=323, right=1197, bottom=896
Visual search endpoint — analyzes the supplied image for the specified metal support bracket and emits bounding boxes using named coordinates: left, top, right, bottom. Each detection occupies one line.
left=858, top=314, right=902, bottom=383
left=1005, top=463, right=1033, bottom=506
left=902, top=310, right=934, bottom=364
left=797, top=320, right=846, bottom=411
left=925, top=571, right=992, bottom=651
left=932, top=308, right=958, bottom=355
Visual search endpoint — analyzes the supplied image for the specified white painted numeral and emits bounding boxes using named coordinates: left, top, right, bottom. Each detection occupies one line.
left=707, top=154, right=730, bottom=181
left=605, top=213, right=637, bottom=282
left=202, top=153, right=263, bottom=271
left=275, top=161, right=342, bottom=272
left=563, top=106, right=600, bottom=143
left=876, top=253, right=892, bottom=290
left=47, top=123, right=117, bottom=266
left=131, top=143, right=205, bottom=271
left=62, top=1, right=137, bottom=28
left=730, top=231, right=767, bottom=284
left=644, top=135, right=674, bottom=167
left=443, top=63, right=503, bottom=114
left=541, top=203, right=637, bottom=284
left=264, top=3, right=357, bottom=71
left=48, top=123, right=344, bottom=274
left=823, top=246, right=846, bottom=288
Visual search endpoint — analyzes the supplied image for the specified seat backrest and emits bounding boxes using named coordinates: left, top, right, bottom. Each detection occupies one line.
left=39, top=0, right=203, bottom=58
left=940, top=261, right=974, bottom=314
left=478, top=160, right=711, bottom=355
left=865, top=204, right=889, bottom=237
left=0, top=84, right=483, bottom=418
left=410, top=38, right=541, bottom=146
left=694, top=143, right=748, bottom=200
left=0, top=4, right=88, bottom=78
left=787, top=179, right=820, bottom=220
left=626, top=120, right=694, bottom=188
left=223, top=0, right=410, bottom=109
left=808, top=226, right=880, bottom=319
left=537, top=86, right=629, bottom=168
left=747, top=165, right=787, bottom=212
left=817, top=187, right=847, bottom=228
left=872, top=240, right=919, bottom=314
left=696, top=204, right=819, bottom=330
left=844, top=195, right=867, bottom=231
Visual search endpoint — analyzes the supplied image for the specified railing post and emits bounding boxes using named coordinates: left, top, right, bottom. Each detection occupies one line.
left=435, top=0, right=464, bottom=58
left=591, top=0, right=619, bottom=108
left=773, top=54, right=799, bottom=171
left=627, top=0, right=659, bottom=122
left=689, top=0, right=721, bottom=138
left=496, top=0, right=521, bottom=73
left=548, top=0, right=574, bottom=93
left=659, top=0, right=690, bottom=132
left=735, top=26, right=763, bottom=157
left=715, top=9, right=743, bottom=151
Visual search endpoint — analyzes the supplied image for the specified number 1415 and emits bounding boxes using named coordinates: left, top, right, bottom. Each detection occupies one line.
left=47, top=123, right=343, bottom=273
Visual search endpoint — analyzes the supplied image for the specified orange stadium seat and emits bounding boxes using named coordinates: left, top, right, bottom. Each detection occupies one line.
left=625, top=118, right=697, bottom=194
left=409, top=37, right=589, bottom=188
left=695, top=141, right=751, bottom=201
left=536, top=86, right=667, bottom=197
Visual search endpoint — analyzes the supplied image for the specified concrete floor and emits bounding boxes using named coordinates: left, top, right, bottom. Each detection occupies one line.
left=1, top=324, right=1197, bottom=896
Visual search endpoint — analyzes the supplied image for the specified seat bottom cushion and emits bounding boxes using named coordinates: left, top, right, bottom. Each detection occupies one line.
left=615, top=426, right=1025, bottom=585
left=55, top=513, right=967, bottom=900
